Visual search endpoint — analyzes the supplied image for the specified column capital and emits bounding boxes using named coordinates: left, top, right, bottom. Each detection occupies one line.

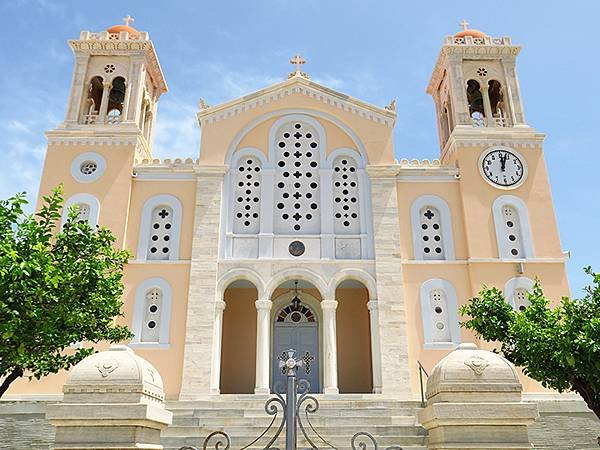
left=321, top=300, right=338, bottom=311
left=255, top=299, right=272, bottom=311
left=367, top=300, right=379, bottom=311
left=215, top=300, right=226, bottom=311
left=102, top=81, right=113, bottom=89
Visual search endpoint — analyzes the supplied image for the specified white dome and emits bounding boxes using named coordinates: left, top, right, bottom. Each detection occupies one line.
left=426, top=343, right=522, bottom=403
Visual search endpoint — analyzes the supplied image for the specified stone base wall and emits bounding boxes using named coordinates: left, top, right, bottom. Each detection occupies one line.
left=1, top=398, right=599, bottom=449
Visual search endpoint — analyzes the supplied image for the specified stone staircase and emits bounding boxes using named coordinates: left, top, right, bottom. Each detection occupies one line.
left=162, top=394, right=428, bottom=450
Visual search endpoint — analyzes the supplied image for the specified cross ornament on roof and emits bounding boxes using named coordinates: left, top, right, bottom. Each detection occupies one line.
left=122, top=15, right=134, bottom=27
left=288, top=53, right=310, bottom=80
left=460, top=19, right=469, bottom=31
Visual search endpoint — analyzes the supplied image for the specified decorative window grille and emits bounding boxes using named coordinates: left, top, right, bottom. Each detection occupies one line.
left=418, top=206, right=445, bottom=260
left=233, top=157, right=261, bottom=234
left=75, top=203, right=91, bottom=224
left=147, top=206, right=173, bottom=260
left=273, top=121, right=321, bottom=234
left=333, top=156, right=360, bottom=234
left=429, top=288, right=451, bottom=342
left=512, top=287, right=530, bottom=311
left=141, top=288, right=163, bottom=343
left=276, top=303, right=316, bottom=323
left=500, top=205, right=524, bottom=258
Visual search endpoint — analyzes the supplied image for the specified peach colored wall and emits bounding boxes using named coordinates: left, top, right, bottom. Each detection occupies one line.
left=402, top=261, right=569, bottom=395
left=120, top=263, right=191, bottom=399
left=199, top=92, right=394, bottom=165
left=37, top=144, right=135, bottom=248
left=125, top=179, right=197, bottom=259
left=336, top=287, right=373, bottom=393
left=396, top=181, right=468, bottom=260
left=221, top=287, right=258, bottom=394
left=454, top=145, right=564, bottom=259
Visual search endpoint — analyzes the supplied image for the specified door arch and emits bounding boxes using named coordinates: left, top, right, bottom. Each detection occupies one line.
left=271, top=291, right=321, bottom=393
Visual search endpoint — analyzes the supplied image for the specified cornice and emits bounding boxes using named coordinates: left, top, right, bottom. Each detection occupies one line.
left=68, top=38, right=167, bottom=94
left=197, top=76, right=397, bottom=128
left=366, top=165, right=400, bottom=179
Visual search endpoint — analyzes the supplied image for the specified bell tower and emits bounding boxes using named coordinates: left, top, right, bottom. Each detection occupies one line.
left=427, top=21, right=529, bottom=161
left=59, top=15, right=167, bottom=159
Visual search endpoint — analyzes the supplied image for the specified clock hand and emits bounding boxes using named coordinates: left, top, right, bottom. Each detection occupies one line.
left=500, top=154, right=507, bottom=171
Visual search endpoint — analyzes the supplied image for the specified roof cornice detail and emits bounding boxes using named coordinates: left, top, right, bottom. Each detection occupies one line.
left=197, top=77, right=397, bottom=128
left=69, top=37, right=167, bottom=94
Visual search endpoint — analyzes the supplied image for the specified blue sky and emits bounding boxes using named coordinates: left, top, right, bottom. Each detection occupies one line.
left=0, top=0, right=598, bottom=296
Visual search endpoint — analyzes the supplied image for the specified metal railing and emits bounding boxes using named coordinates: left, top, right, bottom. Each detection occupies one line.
left=417, top=360, right=429, bottom=408
left=180, top=349, right=404, bottom=450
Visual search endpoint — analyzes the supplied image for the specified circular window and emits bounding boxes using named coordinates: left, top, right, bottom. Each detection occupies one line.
left=149, top=304, right=158, bottom=313
left=71, top=152, right=106, bottom=183
left=80, top=161, right=97, bottom=175
left=104, top=64, right=116, bottom=74
left=288, top=240, right=305, bottom=257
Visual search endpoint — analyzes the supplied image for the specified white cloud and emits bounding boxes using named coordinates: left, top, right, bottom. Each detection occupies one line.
left=152, top=97, right=199, bottom=159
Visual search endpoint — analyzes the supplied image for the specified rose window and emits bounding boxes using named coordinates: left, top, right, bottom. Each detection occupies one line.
left=104, top=63, right=116, bottom=74
left=80, top=161, right=98, bottom=175
left=476, top=67, right=488, bottom=77
left=273, top=121, right=321, bottom=234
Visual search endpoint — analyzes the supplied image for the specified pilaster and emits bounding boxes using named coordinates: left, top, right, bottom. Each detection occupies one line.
left=179, top=166, right=228, bottom=399
left=366, top=165, right=411, bottom=396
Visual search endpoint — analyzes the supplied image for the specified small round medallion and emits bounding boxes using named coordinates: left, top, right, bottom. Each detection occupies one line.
left=288, top=240, right=305, bottom=257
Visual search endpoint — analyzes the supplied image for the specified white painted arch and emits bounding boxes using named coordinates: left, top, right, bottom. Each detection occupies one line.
left=136, top=194, right=183, bottom=261
left=62, top=193, right=100, bottom=228
left=419, top=278, right=461, bottom=349
left=410, top=195, right=455, bottom=260
left=129, top=277, right=172, bottom=349
left=504, top=276, right=535, bottom=309
left=216, top=267, right=267, bottom=300
left=224, top=108, right=369, bottom=166
left=327, top=268, right=377, bottom=300
left=325, top=147, right=365, bottom=169
left=492, top=194, right=534, bottom=259
left=264, top=267, right=330, bottom=300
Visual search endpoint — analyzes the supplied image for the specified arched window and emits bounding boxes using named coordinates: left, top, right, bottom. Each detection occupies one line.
left=332, top=155, right=360, bottom=234
left=504, top=277, right=534, bottom=311
left=107, top=76, right=126, bottom=124
left=488, top=80, right=507, bottom=126
left=130, top=278, right=172, bottom=348
left=273, top=120, right=321, bottom=234
left=62, top=193, right=100, bottom=229
left=82, top=76, right=103, bottom=124
left=411, top=195, right=455, bottom=261
left=466, top=79, right=485, bottom=126
left=492, top=195, right=534, bottom=259
left=420, top=279, right=460, bottom=348
left=233, top=156, right=262, bottom=234
left=137, top=194, right=182, bottom=261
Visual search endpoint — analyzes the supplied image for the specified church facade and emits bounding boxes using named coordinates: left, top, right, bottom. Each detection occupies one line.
left=10, top=20, right=570, bottom=403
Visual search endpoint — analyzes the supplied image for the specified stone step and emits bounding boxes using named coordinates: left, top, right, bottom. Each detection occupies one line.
left=170, top=407, right=421, bottom=418
left=166, top=399, right=422, bottom=410
left=163, top=425, right=426, bottom=438
left=172, top=415, right=418, bottom=427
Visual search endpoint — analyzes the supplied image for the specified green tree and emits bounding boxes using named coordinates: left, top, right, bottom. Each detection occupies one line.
left=0, top=186, right=132, bottom=397
left=460, top=268, right=600, bottom=420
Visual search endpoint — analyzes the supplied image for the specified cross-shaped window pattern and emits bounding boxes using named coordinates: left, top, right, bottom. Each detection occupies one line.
left=233, top=156, right=261, bottom=234
left=418, top=206, right=445, bottom=260
left=273, top=121, right=321, bottom=234
left=147, top=205, right=173, bottom=260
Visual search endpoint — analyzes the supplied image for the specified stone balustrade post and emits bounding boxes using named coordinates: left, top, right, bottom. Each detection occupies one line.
left=418, top=343, right=538, bottom=450
left=46, top=345, right=172, bottom=449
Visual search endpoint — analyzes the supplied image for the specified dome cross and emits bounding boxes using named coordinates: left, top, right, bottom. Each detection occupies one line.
left=122, top=15, right=135, bottom=27
left=290, top=54, right=306, bottom=72
left=460, top=19, right=470, bottom=31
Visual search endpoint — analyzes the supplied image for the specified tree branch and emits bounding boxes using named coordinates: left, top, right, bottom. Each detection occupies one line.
left=0, top=369, right=24, bottom=398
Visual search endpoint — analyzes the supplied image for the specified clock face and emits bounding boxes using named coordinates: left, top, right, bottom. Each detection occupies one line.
left=480, top=148, right=526, bottom=188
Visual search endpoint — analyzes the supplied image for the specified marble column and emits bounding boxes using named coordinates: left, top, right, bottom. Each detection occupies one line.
left=481, top=83, right=494, bottom=126
left=209, top=300, right=226, bottom=394
left=98, top=81, right=112, bottom=123
left=255, top=299, right=272, bottom=394
left=321, top=300, right=339, bottom=394
left=367, top=300, right=383, bottom=394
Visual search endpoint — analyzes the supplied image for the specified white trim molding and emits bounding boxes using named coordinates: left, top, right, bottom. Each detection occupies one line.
left=136, top=194, right=183, bottom=261
left=70, top=151, right=106, bottom=183
left=129, top=277, right=172, bottom=348
left=504, top=276, right=535, bottom=310
left=62, top=193, right=100, bottom=228
left=420, top=278, right=461, bottom=349
left=410, top=195, right=455, bottom=260
left=492, top=194, right=534, bottom=259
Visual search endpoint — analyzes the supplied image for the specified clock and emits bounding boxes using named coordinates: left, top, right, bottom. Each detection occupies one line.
left=479, top=147, right=527, bottom=188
